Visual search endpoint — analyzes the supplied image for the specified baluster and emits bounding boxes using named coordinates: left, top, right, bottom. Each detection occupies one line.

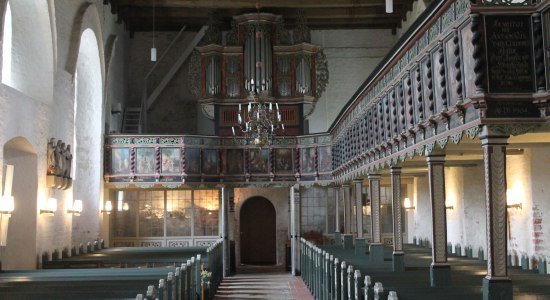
left=364, top=276, right=372, bottom=300
left=373, top=282, right=384, bottom=300
left=347, top=265, right=354, bottom=300
left=354, top=270, right=362, bottom=300
left=159, top=278, right=166, bottom=300
left=174, top=268, right=180, bottom=300
left=334, top=257, right=341, bottom=300
left=341, top=261, right=348, bottom=300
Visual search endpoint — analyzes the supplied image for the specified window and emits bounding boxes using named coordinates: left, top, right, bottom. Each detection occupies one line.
left=166, top=190, right=192, bottom=236
left=111, top=189, right=219, bottom=239
left=193, top=190, right=219, bottom=236
left=2, top=2, right=12, bottom=85
left=301, top=187, right=334, bottom=235
left=138, top=191, right=164, bottom=237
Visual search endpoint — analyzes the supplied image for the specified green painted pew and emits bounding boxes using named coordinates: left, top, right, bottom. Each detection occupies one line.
left=42, top=246, right=208, bottom=269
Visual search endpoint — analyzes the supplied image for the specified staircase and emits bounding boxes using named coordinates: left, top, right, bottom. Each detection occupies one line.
left=121, top=107, right=141, bottom=133
left=139, top=25, right=208, bottom=132
left=213, top=270, right=313, bottom=300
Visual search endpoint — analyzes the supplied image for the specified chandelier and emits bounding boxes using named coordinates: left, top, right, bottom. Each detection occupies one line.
left=232, top=90, right=284, bottom=147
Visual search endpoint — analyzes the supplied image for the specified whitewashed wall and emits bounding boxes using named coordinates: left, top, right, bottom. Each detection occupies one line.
left=0, top=0, right=128, bottom=269
left=233, top=187, right=289, bottom=268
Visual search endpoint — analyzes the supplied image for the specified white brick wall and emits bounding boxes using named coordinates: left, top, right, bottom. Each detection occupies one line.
left=0, top=0, right=128, bottom=269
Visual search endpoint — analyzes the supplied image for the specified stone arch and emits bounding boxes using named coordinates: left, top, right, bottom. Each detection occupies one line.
left=1, top=0, right=55, bottom=103
left=71, top=28, right=103, bottom=245
left=1, top=136, right=38, bottom=269
left=65, top=2, right=105, bottom=86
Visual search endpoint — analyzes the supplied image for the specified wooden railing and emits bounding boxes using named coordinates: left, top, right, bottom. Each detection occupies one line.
left=328, top=0, right=548, bottom=182
left=300, top=238, right=397, bottom=300
left=135, top=239, right=223, bottom=300
left=104, top=134, right=332, bottom=185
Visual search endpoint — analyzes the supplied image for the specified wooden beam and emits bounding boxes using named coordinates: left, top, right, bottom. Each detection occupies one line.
left=122, top=6, right=404, bottom=19
left=112, top=0, right=409, bottom=9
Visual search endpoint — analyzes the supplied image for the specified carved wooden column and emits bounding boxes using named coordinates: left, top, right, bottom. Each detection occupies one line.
left=426, top=154, right=450, bottom=286
left=342, top=184, right=353, bottom=249
left=368, top=174, right=383, bottom=262
left=354, top=179, right=366, bottom=255
left=390, top=167, right=404, bottom=272
left=220, top=186, right=231, bottom=277
left=290, top=185, right=301, bottom=276
left=480, top=126, right=512, bottom=300
left=334, top=186, right=342, bottom=246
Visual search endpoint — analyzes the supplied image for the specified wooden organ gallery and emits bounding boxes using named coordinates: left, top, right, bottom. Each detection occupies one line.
left=1, top=0, right=550, bottom=299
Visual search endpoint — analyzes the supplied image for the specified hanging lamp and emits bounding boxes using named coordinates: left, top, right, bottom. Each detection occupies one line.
left=151, top=0, right=157, bottom=61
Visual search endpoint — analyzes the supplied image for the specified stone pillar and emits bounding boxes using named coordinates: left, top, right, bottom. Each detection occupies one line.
left=480, top=126, right=512, bottom=300
left=342, top=184, right=353, bottom=249
left=368, top=174, right=383, bottom=263
left=334, top=186, right=342, bottom=246
left=290, top=185, right=301, bottom=276
left=343, top=184, right=351, bottom=234
left=390, top=167, right=404, bottom=272
left=426, top=155, right=450, bottom=286
left=354, top=179, right=366, bottom=256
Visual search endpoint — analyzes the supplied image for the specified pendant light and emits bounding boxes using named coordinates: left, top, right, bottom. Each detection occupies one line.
left=151, top=0, right=157, bottom=61
left=386, top=0, right=393, bottom=13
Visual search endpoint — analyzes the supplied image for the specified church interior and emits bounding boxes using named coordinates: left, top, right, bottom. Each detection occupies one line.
left=0, top=0, right=550, bottom=299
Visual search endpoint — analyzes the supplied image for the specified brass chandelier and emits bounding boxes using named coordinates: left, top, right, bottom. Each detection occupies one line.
left=232, top=89, right=284, bottom=147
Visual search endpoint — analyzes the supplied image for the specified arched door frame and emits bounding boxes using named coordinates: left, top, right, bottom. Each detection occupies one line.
left=239, top=196, right=277, bottom=265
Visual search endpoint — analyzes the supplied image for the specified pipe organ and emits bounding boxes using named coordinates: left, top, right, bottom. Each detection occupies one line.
left=195, top=12, right=328, bottom=136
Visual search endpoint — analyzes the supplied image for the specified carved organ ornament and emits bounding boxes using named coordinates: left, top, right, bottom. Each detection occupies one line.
left=195, top=12, right=328, bottom=135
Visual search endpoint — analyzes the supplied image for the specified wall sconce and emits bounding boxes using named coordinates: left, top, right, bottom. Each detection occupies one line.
left=122, top=202, right=129, bottom=211
left=1, top=165, right=14, bottom=246
left=67, top=200, right=83, bottom=216
left=111, top=103, right=122, bottom=115
left=506, top=189, right=523, bottom=210
left=0, top=195, right=14, bottom=215
left=41, top=196, right=57, bottom=216
left=102, top=200, right=113, bottom=214
left=1, top=165, right=14, bottom=215
left=507, top=202, right=522, bottom=209
left=403, top=198, right=415, bottom=210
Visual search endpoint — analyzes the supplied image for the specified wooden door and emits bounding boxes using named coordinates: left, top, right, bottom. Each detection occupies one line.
left=240, top=197, right=276, bottom=265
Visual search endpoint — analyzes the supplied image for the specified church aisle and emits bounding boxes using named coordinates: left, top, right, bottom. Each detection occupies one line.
left=213, top=272, right=313, bottom=300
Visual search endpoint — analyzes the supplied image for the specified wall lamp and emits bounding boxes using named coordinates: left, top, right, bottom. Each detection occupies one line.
left=507, top=203, right=522, bottom=209
left=102, top=200, right=113, bottom=214
left=1, top=165, right=15, bottom=246
left=403, top=198, right=415, bottom=210
left=67, top=200, right=83, bottom=216
left=0, top=165, right=14, bottom=215
left=506, top=189, right=523, bottom=210
left=41, top=196, right=57, bottom=216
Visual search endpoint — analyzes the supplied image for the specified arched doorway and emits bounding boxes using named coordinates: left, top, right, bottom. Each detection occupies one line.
left=240, top=197, right=276, bottom=265
left=2, top=137, right=37, bottom=269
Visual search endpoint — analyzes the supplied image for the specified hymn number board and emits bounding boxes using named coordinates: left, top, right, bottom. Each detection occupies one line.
left=485, top=15, right=534, bottom=94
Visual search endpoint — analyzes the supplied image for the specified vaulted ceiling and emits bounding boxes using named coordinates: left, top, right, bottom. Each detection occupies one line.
left=105, top=0, right=418, bottom=33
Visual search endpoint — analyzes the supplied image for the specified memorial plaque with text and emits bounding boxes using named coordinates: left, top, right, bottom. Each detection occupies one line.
left=485, top=15, right=534, bottom=93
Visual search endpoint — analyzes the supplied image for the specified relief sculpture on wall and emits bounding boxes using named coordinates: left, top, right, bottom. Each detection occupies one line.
left=46, top=138, right=73, bottom=190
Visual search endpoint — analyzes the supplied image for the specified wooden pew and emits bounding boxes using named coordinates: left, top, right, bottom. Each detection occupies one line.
left=1, top=245, right=210, bottom=299
left=42, top=246, right=208, bottom=269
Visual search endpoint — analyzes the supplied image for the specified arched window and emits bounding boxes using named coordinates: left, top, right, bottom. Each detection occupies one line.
left=2, top=2, right=12, bottom=85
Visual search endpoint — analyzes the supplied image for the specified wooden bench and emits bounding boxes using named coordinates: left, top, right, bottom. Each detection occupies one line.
left=0, top=246, right=210, bottom=299
left=42, top=246, right=208, bottom=269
